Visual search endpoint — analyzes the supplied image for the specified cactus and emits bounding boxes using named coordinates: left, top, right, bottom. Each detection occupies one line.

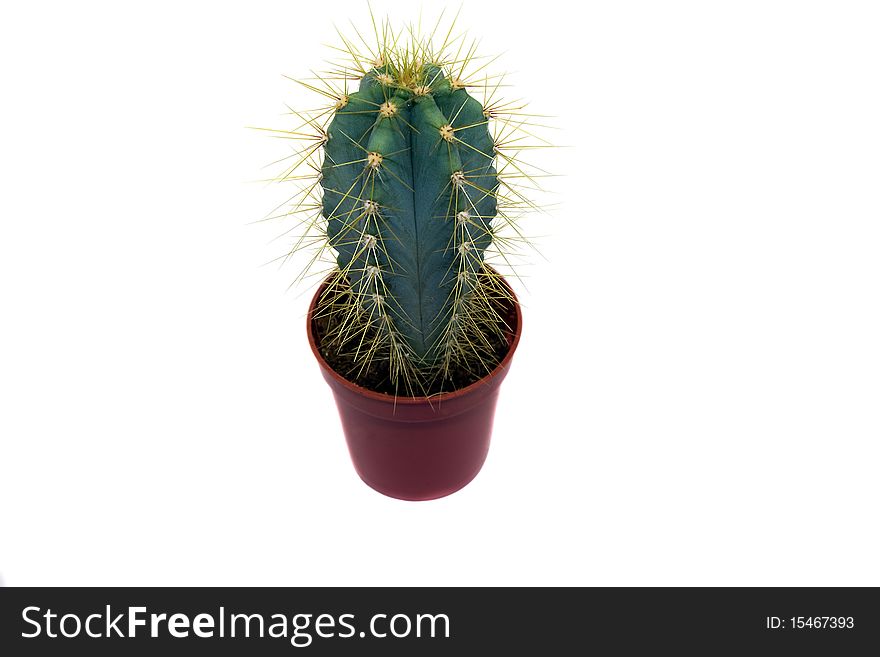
left=264, top=13, right=546, bottom=395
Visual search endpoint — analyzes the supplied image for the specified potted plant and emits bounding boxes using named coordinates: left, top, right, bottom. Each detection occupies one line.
left=264, top=13, right=544, bottom=500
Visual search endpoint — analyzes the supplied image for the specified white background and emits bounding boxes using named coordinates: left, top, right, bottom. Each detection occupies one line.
left=1, top=0, right=878, bottom=586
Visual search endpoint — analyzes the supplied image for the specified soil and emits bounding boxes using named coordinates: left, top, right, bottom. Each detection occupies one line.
left=312, top=284, right=515, bottom=398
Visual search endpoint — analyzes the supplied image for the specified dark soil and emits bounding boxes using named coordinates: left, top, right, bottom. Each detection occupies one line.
left=312, top=282, right=516, bottom=398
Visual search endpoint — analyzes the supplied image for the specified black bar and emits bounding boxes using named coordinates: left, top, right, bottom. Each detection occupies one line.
left=1, top=587, right=877, bottom=655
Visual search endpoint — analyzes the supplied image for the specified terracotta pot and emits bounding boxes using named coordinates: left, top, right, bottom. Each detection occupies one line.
left=306, top=274, right=522, bottom=501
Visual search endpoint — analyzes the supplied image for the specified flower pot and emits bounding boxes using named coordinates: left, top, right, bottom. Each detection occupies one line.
left=306, top=274, right=522, bottom=501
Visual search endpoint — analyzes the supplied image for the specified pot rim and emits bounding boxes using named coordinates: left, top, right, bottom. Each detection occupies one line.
left=306, top=269, right=522, bottom=405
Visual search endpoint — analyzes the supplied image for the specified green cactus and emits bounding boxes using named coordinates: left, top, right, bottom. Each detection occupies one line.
left=265, top=13, right=545, bottom=395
